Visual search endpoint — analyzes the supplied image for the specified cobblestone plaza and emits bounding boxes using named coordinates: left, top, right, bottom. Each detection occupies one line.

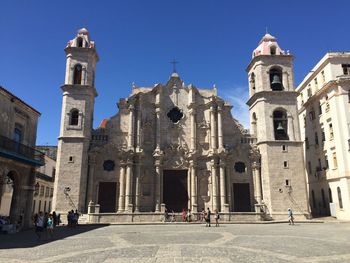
left=1, top=222, right=350, bottom=262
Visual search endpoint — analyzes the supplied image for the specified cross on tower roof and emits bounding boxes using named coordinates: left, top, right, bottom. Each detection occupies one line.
left=170, top=59, right=178, bottom=73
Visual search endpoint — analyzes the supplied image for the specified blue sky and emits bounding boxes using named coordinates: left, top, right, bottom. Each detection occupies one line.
left=1, top=0, right=349, bottom=145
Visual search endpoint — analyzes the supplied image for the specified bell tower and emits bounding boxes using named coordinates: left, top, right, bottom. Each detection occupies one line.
left=53, top=28, right=98, bottom=214
left=246, top=33, right=309, bottom=219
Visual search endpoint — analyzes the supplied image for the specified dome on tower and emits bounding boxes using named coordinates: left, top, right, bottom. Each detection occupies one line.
left=78, top=28, right=89, bottom=35
left=252, top=33, right=287, bottom=58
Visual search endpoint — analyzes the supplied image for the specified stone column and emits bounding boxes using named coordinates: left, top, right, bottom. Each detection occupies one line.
left=217, top=105, right=223, bottom=150
left=136, top=106, right=142, bottom=151
left=155, top=107, right=161, bottom=150
left=288, top=114, right=295, bottom=141
left=117, top=164, right=126, bottom=212
left=210, top=105, right=217, bottom=150
left=86, top=156, right=96, bottom=209
left=128, top=105, right=135, bottom=150
left=155, top=162, right=161, bottom=212
left=190, top=161, right=198, bottom=212
left=189, top=108, right=196, bottom=151
left=187, top=169, right=191, bottom=209
left=211, top=159, right=219, bottom=211
left=225, top=165, right=232, bottom=211
left=253, top=162, right=262, bottom=205
left=125, top=160, right=133, bottom=211
left=282, top=71, right=289, bottom=91
left=219, top=160, right=226, bottom=212
left=134, top=160, right=141, bottom=212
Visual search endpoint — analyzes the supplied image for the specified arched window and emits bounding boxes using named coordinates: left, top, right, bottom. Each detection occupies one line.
left=311, top=190, right=316, bottom=208
left=270, top=46, right=276, bottom=55
left=328, top=188, right=333, bottom=203
left=321, top=189, right=326, bottom=208
left=70, top=109, right=79, bottom=126
left=250, top=72, right=255, bottom=91
left=273, top=110, right=289, bottom=140
left=269, top=67, right=283, bottom=91
left=234, top=162, right=246, bottom=173
left=73, top=64, right=82, bottom=85
left=337, top=187, right=343, bottom=209
left=77, top=37, right=83, bottom=47
left=251, top=112, right=257, bottom=136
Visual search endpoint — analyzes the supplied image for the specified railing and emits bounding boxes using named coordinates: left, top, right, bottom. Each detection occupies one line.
left=0, top=135, right=44, bottom=166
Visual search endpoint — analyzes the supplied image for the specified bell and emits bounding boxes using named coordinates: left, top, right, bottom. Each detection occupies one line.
left=271, top=75, right=282, bottom=90
left=277, top=122, right=284, bottom=131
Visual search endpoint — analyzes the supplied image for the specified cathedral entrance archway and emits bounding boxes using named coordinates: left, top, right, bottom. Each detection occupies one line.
left=233, top=183, right=251, bottom=212
left=98, top=182, right=117, bottom=213
left=163, top=170, right=188, bottom=212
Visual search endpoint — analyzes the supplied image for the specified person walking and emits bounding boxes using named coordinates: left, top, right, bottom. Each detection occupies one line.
left=35, top=212, right=45, bottom=241
left=47, top=214, right=54, bottom=239
left=206, top=207, right=211, bottom=227
left=288, top=208, right=295, bottom=225
left=214, top=209, right=220, bottom=227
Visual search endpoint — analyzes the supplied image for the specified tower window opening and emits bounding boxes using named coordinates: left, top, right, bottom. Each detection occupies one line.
left=73, top=64, right=82, bottom=84
left=250, top=73, right=255, bottom=90
left=270, top=46, right=276, bottom=55
left=77, top=37, right=83, bottom=47
left=273, top=110, right=289, bottom=140
left=70, top=109, right=79, bottom=126
left=342, top=64, right=350, bottom=75
left=269, top=68, right=283, bottom=91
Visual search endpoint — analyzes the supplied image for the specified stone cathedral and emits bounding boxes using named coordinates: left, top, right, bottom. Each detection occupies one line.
left=53, top=29, right=310, bottom=222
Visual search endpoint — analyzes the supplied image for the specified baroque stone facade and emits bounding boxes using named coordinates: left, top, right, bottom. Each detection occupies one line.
left=53, top=29, right=310, bottom=221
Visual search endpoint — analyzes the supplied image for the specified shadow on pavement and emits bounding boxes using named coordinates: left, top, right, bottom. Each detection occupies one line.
left=0, top=224, right=110, bottom=249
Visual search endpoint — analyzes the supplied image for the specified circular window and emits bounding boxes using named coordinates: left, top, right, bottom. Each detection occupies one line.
left=167, top=107, right=183, bottom=123
left=234, top=162, right=246, bottom=173
left=103, top=160, right=115, bottom=171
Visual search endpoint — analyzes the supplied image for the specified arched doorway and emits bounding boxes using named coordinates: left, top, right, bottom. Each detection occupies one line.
left=163, top=170, right=188, bottom=212
left=0, top=171, right=20, bottom=223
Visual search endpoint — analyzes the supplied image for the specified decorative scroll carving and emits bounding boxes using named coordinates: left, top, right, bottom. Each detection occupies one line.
left=163, top=143, right=189, bottom=169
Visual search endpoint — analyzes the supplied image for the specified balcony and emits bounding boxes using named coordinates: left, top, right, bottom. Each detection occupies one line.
left=0, top=135, right=44, bottom=166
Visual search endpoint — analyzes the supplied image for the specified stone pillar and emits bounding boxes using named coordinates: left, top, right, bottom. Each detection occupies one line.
left=190, top=161, right=198, bottom=212
left=136, top=106, right=141, bottom=151
left=217, top=105, right=223, bottom=150
left=189, top=108, right=196, bottom=151
left=117, top=164, right=126, bottom=212
left=125, top=160, right=133, bottom=211
left=283, top=71, right=289, bottom=91
left=211, top=159, right=219, bottom=211
left=128, top=105, right=135, bottom=149
left=187, top=169, right=191, bottom=209
left=155, top=108, right=161, bottom=150
left=288, top=114, right=295, bottom=141
left=225, top=165, right=232, bottom=211
left=219, top=160, right=226, bottom=212
left=253, top=162, right=262, bottom=205
left=134, top=160, right=141, bottom=212
left=210, top=105, right=217, bottom=150
left=155, top=162, right=161, bottom=212
left=86, top=155, right=95, bottom=210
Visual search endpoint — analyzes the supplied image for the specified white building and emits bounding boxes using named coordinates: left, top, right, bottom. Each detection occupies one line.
left=297, top=52, right=350, bottom=220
